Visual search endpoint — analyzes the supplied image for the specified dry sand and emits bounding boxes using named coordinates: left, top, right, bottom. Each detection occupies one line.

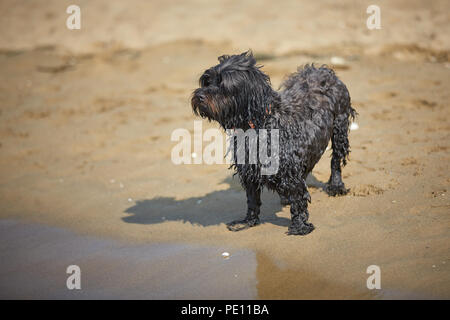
left=0, top=0, right=449, bottom=299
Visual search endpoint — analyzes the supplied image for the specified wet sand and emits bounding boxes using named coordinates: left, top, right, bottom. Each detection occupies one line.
left=0, top=220, right=257, bottom=299
left=2, top=220, right=437, bottom=299
left=0, top=0, right=449, bottom=299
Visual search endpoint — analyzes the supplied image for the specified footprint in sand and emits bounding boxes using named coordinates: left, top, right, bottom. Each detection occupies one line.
left=350, top=184, right=384, bottom=197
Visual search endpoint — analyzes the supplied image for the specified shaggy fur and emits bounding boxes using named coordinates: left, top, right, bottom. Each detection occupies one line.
left=191, top=51, right=356, bottom=235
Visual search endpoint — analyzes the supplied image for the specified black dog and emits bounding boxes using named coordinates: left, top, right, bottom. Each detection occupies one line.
left=191, top=51, right=356, bottom=235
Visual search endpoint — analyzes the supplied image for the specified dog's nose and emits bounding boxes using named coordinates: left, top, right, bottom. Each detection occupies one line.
left=196, top=93, right=206, bottom=102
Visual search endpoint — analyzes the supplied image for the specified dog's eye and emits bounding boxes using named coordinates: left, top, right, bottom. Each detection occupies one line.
left=200, top=74, right=212, bottom=87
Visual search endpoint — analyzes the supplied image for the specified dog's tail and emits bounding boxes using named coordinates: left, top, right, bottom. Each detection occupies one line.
left=340, top=82, right=357, bottom=123
left=332, top=82, right=357, bottom=167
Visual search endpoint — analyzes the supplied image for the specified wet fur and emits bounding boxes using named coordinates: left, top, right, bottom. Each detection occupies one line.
left=191, top=51, right=356, bottom=235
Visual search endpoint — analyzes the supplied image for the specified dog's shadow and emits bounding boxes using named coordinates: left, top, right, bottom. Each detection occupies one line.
left=123, top=174, right=327, bottom=228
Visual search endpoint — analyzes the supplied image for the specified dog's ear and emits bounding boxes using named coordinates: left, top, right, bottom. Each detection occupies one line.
left=243, top=72, right=274, bottom=127
left=214, top=50, right=276, bottom=129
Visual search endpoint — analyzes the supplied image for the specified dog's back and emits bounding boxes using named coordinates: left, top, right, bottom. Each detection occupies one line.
left=280, top=64, right=354, bottom=117
left=270, top=64, right=356, bottom=177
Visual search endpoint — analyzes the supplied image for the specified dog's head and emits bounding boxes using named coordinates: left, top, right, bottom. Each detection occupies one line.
left=191, top=51, right=274, bottom=129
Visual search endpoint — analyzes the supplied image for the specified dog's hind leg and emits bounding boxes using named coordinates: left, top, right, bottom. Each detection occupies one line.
left=287, top=181, right=315, bottom=235
left=227, top=185, right=261, bottom=232
left=325, top=112, right=351, bottom=196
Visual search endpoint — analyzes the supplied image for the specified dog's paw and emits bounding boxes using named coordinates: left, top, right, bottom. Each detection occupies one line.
left=226, top=218, right=260, bottom=232
left=325, top=183, right=349, bottom=197
left=286, top=222, right=315, bottom=236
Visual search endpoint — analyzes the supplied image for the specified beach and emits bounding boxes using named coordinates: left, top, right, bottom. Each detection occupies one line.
left=0, top=0, right=449, bottom=299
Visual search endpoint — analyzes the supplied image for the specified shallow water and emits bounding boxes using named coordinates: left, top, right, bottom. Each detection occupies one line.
left=0, top=220, right=257, bottom=299
left=0, top=219, right=442, bottom=299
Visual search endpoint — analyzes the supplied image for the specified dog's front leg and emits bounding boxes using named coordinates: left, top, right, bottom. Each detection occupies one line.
left=226, top=185, right=261, bottom=232
left=287, top=184, right=315, bottom=235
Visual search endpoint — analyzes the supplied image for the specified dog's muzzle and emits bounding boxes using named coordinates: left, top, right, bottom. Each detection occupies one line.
left=191, top=91, right=215, bottom=120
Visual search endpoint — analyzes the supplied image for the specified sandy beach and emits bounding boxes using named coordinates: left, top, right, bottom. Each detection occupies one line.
left=0, top=0, right=449, bottom=299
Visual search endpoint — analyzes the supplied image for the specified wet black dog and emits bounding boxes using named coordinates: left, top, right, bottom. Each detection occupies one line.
left=191, top=51, right=356, bottom=235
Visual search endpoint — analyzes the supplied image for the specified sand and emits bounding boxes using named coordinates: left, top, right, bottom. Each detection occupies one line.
left=0, top=0, right=449, bottom=299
